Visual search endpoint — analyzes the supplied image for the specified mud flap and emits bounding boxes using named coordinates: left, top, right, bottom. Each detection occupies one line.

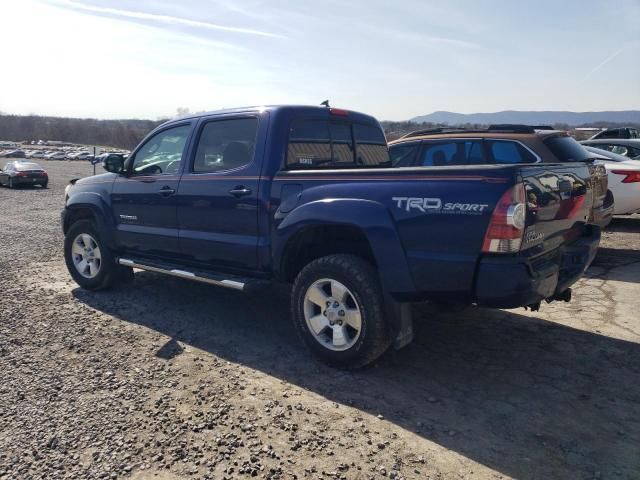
left=384, top=290, right=413, bottom=350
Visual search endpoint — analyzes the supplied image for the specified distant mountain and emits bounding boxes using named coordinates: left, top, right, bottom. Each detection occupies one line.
left=409, top=110, right=640, bottom=126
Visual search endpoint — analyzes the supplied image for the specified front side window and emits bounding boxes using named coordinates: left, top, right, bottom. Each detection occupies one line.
left=487, top=140, right=537, bottom=164
left=193, top=118, right=258, bottom=173
left=420, top=140, right=485, bottom=166
left=130, top=124, right=191, bottom=176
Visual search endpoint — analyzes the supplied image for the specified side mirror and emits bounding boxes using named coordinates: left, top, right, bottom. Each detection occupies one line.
left=102, top=154, right=124, bottom=174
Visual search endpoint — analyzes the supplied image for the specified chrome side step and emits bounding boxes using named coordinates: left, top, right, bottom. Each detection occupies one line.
left=118, top=258, right=245, bottom=291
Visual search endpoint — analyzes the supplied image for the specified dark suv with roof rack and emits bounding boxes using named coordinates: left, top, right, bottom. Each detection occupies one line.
left=389, top=124, right=613, bottom=227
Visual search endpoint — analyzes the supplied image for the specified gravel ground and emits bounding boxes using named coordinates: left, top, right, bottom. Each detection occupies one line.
left=1, top=160, right=639, bottom=480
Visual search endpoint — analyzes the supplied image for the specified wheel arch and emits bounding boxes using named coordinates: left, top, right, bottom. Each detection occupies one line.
left=63, top=193, right=116, bottom=248
left=273, top=199, right=415, bottom=293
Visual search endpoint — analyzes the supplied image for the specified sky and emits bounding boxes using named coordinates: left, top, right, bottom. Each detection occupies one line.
left=0, top=0, right=639, bottom=121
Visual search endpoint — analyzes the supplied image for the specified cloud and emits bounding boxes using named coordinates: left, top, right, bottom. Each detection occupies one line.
left=45, top=0, right=287, bottom=39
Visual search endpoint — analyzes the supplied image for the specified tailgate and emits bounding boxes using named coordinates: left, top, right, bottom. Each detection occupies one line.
left=519, top=163, right=593, bottom=253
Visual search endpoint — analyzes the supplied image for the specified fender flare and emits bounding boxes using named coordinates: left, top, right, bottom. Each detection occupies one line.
left=64, top=192, right=116, bottom=249
left=273, top=198, right=415, bottom=293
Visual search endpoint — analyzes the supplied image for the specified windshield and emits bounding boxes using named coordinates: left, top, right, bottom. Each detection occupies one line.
left=544, top=136, right=592, bottom=162
left=15, top=162, right=42, bottom=171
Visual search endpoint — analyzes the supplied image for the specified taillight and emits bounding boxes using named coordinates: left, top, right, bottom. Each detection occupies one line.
left=611, top=170, right=640, bottom=183
left=482, top=183, right=526, bottom=253
left=41, top=171, right=48, bottom=176
left=15, top=172, right=27, bottom=177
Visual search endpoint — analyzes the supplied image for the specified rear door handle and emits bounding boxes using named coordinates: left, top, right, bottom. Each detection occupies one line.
left=229, top=186, right=252, bottom=197
left=159, top=186, right=176, bottom=196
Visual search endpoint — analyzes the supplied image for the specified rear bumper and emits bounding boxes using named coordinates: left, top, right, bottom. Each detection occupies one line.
left=475, top=226, right=600, bottom=308
left=13, top=176, right=47, bottom=185
left=591, top=202, right=614, bottom=228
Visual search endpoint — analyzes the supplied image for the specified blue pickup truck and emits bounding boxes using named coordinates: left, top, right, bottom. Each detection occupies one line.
left=62, top=105, right=599, bottom=367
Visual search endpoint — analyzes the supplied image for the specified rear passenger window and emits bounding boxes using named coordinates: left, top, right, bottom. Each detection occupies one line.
left=419, top=141, right=485, bottom=166
left=487, top=141, right=537, bottom=164
left=353, top=124, right=390, bottom=166
left=193, top=118, right=259, bottom=173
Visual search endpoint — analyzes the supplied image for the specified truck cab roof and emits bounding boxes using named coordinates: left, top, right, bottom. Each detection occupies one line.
left=161, top=105, right=379, bottom=128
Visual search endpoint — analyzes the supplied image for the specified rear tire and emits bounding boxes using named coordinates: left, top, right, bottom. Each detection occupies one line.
left=291, top=254, right=391, bottom=369
left=64, top=220, right=131, bottom=290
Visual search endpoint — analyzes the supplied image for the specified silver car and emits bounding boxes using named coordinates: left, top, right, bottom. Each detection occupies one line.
left=581, top=139, right=640, bottom=160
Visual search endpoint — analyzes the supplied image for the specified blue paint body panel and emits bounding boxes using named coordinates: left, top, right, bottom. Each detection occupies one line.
left=62, top=105, right=600, bottom=307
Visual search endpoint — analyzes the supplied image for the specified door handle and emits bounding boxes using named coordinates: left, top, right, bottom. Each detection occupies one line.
left=158, top=186, right=176, bottom=196
left=229, top=186, right=252, bottom=197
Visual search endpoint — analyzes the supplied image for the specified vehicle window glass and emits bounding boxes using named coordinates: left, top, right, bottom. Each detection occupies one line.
left=609, top=145, right=628, bottom=156
left=390, top=143, right=419, bottom=167
left=487, top=140, right=536, bottom=164
left=330, top=123, right=354, bottom=164
left=353, top=124, right=390, bottom=166
left=16, top=162, right=40, bottom=171
left=287, top=120, right=332, bottom=168
left=543, top=136, right=591, bottom=162
left=130, top=124, right=191, bottom=176
left=420, top=140, right=485, bottom=166
left=193, top=118, right=258, bottom=173
left=627, top=146, right=640, bottom=158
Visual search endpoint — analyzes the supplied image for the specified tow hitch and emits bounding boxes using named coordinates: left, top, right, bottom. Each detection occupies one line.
left=524, top=288, right=572, bottom=312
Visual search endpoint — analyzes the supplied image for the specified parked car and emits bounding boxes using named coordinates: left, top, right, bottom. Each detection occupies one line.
left=0, top=149, right=26, bottom=158
left=0, top=161, right=48, bottom=188
left=589, top=127, right=639, bottom=140
left=389, top=125, right=613, bottom=228
left=46, top=152, right=67, bottom=160
left=76, top=152, right=94, bottom=161
left=583, top=146, right=640, bottom=216
left=581, top=139, right=640, bottom=160
left=31, top=151, right=45, bottom=159
left=61, top=106, right=601, bottom=367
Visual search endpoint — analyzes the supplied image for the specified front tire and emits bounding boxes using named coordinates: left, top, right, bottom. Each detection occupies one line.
left=291, top=254, right=391, bottom=369
left=64, top=220, right=130, bottom=290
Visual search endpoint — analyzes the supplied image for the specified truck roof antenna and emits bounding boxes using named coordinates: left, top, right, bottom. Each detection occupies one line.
left=320, top=100, right=330, bottom=107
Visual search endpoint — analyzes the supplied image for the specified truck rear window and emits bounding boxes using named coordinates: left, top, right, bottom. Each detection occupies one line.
left=287, top=120, right=389, bottom=169
left=544, top=136, right=592, bottom=162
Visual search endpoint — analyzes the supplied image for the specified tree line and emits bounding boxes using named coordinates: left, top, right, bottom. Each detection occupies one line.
left=0, top=114, right=163, bottom=149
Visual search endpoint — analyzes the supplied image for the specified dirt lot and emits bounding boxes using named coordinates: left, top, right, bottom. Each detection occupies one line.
left=1, top=161, right=639, bottom=480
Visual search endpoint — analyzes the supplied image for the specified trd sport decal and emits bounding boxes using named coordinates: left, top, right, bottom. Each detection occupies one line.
left=392, top=197, right=489, bottom=215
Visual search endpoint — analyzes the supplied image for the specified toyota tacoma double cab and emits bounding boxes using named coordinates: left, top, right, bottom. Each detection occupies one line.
left=62, top=105, right=600, bottom=368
